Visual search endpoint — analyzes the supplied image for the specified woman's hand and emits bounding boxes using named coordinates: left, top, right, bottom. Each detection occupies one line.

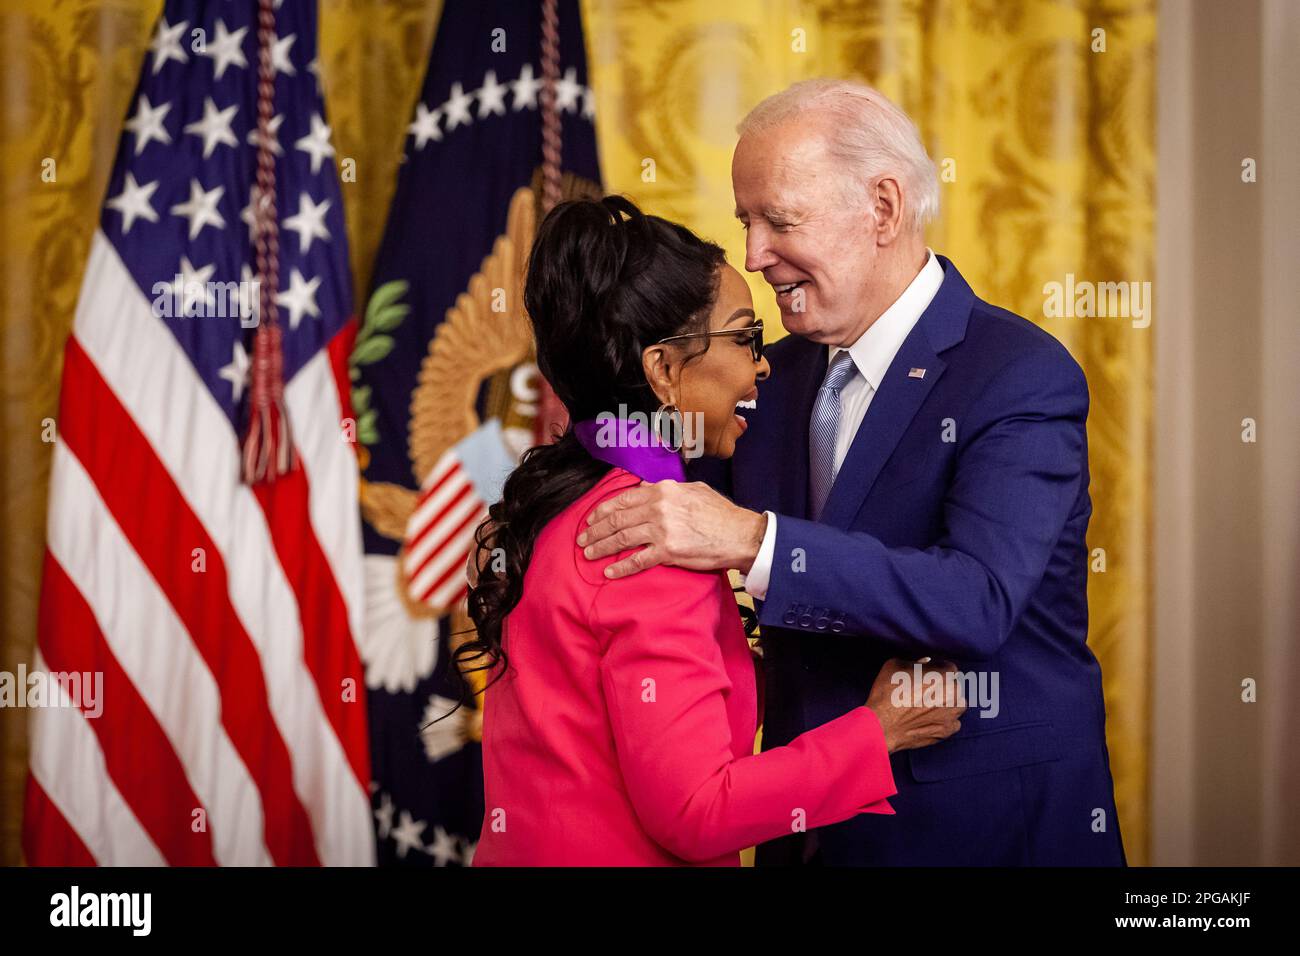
left=866, top=657, right=966, bottom=753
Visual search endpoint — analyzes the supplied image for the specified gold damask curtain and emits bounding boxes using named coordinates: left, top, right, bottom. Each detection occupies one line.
left=0, top=0, right=1152, bottom=865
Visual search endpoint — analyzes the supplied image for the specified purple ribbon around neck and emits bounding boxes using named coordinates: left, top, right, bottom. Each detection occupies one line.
left=572, top=417, right=686, bottom=483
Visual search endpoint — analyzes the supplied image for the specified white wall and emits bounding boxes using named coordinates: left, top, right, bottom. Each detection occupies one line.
left=1154, top=0, right=1300, bottom=866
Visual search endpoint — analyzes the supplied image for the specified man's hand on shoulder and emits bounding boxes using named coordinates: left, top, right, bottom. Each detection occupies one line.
left=576, top=480, right=767, bottom=579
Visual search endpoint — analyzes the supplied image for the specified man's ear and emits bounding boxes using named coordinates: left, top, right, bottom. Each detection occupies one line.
left=641, top=344, right=676, bottom=406
left=872, top=175, right=906, bottom=245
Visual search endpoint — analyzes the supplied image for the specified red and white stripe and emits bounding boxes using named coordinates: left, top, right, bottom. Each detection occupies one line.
left=23, top=232, right=374, bottom=866
left=402, top=451, right=488, bottom=610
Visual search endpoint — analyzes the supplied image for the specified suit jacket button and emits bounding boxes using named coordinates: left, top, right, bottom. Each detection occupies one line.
left=798, top=611, right=814, bottom=628
left=783, top=606, right=798, bottom=625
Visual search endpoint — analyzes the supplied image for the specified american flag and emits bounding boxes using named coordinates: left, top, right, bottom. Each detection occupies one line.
left=401, top=437, right=494, bottom=612
left=22, top=0, right=373, bottom=865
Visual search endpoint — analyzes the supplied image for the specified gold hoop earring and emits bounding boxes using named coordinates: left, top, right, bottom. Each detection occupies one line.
left=652, top=402, right=684, bottom=453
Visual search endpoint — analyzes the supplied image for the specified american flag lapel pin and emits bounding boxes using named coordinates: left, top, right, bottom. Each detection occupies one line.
left=908, top=367, right=927, bottom=379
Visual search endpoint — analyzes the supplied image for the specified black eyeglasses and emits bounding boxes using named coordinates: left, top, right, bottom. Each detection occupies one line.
left=656, top=319, right=764, bottom=363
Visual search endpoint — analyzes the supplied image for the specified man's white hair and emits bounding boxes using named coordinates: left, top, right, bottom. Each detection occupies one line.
left=737, top=78, right=940, bottom=233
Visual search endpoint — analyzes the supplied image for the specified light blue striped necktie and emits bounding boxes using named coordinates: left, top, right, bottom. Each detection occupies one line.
left=809, top=350, right=859, bottom=520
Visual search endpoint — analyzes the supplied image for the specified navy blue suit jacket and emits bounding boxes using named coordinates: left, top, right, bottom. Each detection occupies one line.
left=690, top=256, right=1125, bottom=866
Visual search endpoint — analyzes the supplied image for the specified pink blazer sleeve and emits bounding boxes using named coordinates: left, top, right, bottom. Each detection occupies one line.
left=591, top=563, right=896, bottom=863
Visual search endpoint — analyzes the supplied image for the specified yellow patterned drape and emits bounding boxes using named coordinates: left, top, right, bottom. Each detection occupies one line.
left=0, top=0, right=1151, bottom=865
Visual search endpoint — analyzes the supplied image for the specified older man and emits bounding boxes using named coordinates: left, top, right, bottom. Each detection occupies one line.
left=578, top=79, right=1125, bottom=866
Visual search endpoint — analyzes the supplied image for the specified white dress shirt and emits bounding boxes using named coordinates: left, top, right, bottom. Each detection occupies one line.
left=742, top=249, right=945, bottom=599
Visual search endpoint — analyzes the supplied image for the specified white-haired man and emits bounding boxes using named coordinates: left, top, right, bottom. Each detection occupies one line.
left=579, top=79, right=1125, bottom=866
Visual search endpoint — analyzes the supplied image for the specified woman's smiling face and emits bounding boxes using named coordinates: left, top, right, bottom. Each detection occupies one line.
left=644, top=263, right=771, bottom=459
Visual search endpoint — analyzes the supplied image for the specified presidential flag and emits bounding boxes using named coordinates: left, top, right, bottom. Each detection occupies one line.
left=352, top=0, right=601, bottom=865
left=22, top=0, right=373, bottom=865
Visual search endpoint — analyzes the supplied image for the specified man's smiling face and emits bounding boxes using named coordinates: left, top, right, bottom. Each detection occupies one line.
left=731, top=116, right=882, bottom=346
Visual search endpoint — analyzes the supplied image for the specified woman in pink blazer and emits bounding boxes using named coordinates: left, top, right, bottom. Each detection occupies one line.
left=465, top=196, right=962, bottom=866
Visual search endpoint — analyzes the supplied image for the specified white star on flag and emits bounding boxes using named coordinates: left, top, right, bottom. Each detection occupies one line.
left=408, top=103, right=443, bottom=149
left=374, top=793, right=395, bottom=840
left=218, top=340, right=251, bottom=401
left=240, top=185, right=268, bottom=242
left=276, top=268, right=321, bottom=329
left=294, top=114, right=335, bottom=174
left=170, top=178, right=226, bottom=240
left=283, top=192, right=331, bottom=253
left=246, top=113, right=284, bottom=156
left=149, top=17, right=188, bottom=74
left=476, top=70, right=508, bottom=118
left=511, top=63, right=541, bottom=110
left=556, top=67, right=582, bottom=113
left=105, top=172, right=159, bottom=234
left=200, top=19, right=248, bottom=80
left=390, top=810, right=426, bottom=860
left=171, top=256, right=216, bottom=317
left=427, top=825, right=460, bottom=866
left=184, top=97, right=239, bottom=158
left=442, top=82, right=474, bottom=130
left=271, top=33, right=297, bottom=75
left=124, top=95, right=172, bottom=155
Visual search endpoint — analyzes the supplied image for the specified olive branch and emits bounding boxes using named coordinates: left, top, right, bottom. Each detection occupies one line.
left=349, top=279, right=410, bottom=446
